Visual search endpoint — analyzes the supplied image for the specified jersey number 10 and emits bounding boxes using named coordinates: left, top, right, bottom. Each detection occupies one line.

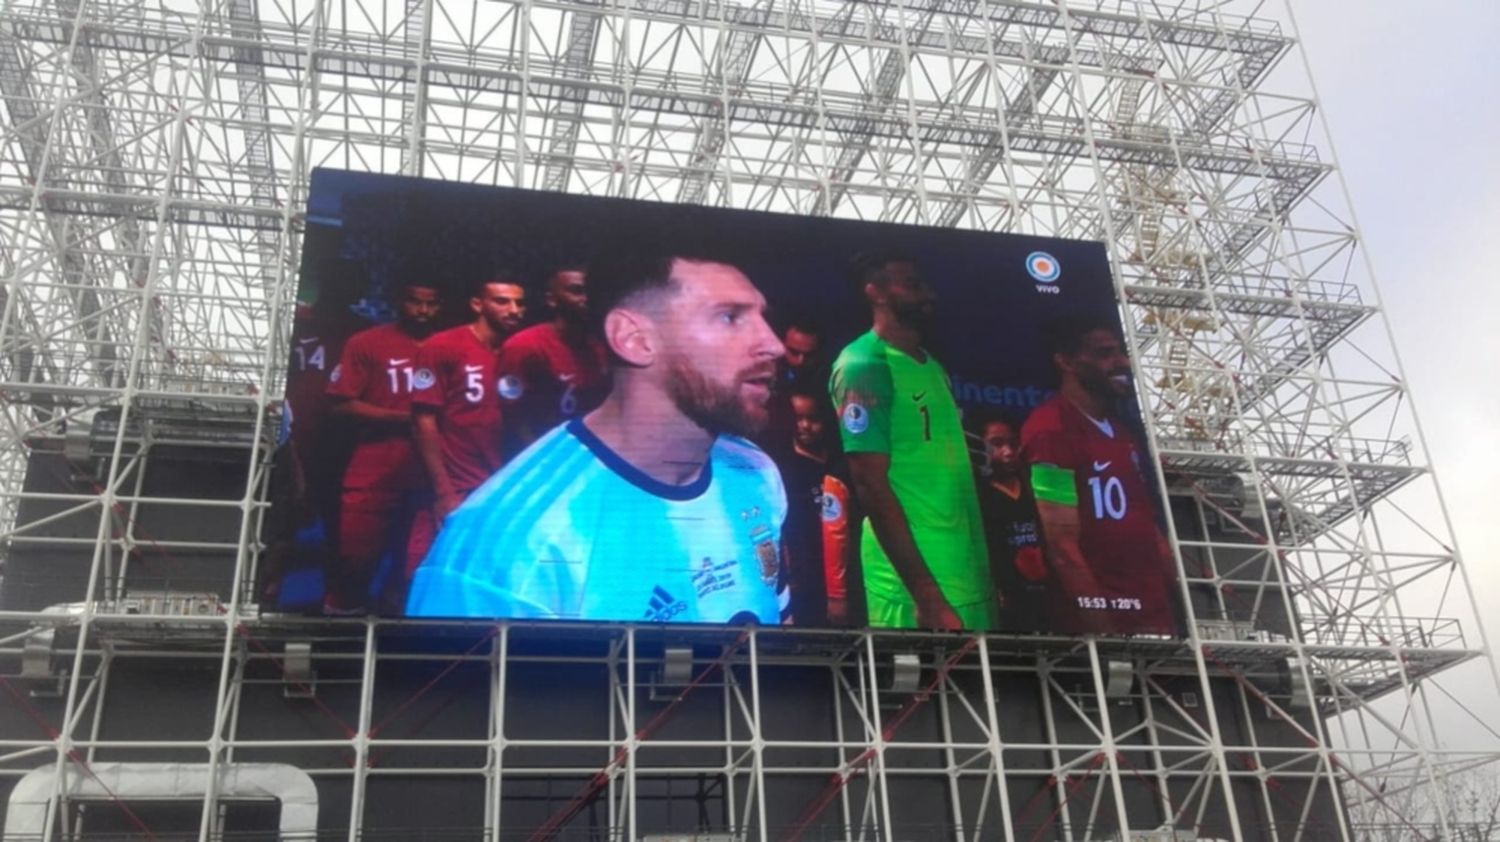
left=1088, top=475, right=1128, bottom=521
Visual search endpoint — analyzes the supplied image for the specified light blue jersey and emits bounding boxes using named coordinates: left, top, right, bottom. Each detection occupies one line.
left=407, top=418, right=787, bottom=624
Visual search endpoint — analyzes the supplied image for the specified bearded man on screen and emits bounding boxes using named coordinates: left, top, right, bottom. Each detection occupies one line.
left=1021, top=313, right=1177, bottom=636
left=407, top=245, right=790, bottom=624
left=406, top=273, right=527, bottom=575
left=829, top=250, right=995, bottom=631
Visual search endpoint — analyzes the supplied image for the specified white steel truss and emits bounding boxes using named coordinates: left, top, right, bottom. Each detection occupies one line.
left=0, top=0, right=1496, bottom=840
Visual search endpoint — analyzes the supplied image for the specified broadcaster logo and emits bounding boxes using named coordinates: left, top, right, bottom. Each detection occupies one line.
left=1025, top=251, right=1060, bottom=284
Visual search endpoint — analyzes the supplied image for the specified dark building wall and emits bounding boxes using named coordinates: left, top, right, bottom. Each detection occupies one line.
left=2, top=448, right=247, bottom=612
left=1170, top=491, right=1298, bottom=637
left=0, top=447, right=1345, bottom=840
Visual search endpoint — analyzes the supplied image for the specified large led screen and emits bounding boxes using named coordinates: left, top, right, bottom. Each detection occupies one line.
left=262, top=169, right=1180, bottom=636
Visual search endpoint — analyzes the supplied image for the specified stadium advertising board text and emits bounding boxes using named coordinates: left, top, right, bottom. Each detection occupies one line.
left=263, top=169, right=1181, bottom=636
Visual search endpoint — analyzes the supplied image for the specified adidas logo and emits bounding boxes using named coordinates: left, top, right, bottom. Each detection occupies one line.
left=643, top=585, right=687, bottom=623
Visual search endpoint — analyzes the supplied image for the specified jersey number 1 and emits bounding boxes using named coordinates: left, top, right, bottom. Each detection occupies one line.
left=918, top=405, right=931, bottom=441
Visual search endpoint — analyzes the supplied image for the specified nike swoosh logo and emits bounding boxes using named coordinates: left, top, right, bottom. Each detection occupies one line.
left=1093, top=461, right=1112, bottom=472
left=389, top=358, right=410, bottom=365
left=559, top=373, right=576, bottom=382
left=912, top=391, right=926, bottom=402
left=464, top=364, right=483, bottom=372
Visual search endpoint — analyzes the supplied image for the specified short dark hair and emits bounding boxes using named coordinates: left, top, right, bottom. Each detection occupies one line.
left=781, top=316, right=821, bottom=339
left=585, top=243, right=744, bottom=339
left=1041, top=312, right=1122, bottom=360
left=964, top=406, right=1022, bottom=438
left=396, top=280, right=442, bottom=300
left=471, top=270, right=523, bottom=299
left=546, top=263, right=587, bottom=284
left=847, top=248, right=917, bottom=295
left=787, top=380, right=825, bottom=405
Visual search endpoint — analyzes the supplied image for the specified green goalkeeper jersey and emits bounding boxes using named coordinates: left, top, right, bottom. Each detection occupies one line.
left=829, top=330, right=992, bottom=611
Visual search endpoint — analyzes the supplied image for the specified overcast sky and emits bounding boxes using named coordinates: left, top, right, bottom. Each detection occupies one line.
left=1271, top=1, right=1500, bottom=743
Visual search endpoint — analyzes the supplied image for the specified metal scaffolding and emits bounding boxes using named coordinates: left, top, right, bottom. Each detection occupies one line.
left=0, top=0, right=1495, bottom=839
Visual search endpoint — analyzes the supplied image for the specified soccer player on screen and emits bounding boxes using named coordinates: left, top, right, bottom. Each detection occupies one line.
left=407, top=246, right=789, bottom=624
left=283, top=302, right=346, bottom=526
left=829, top=251, right=993, bottom=631
left=496, top=265, right=609, bottom=456
left=407, top=273, right=527, bottom=572
left=325, top=282, right=442, bottom=613
left=1022, top=313, right=1176, bottom=635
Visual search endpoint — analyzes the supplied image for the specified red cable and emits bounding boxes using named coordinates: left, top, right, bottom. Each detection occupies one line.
left=1112, top=749, right=1196, bottom=833
left=1196, top=657, right=1346, bottom=829
left=1203, top=646, right=1435, bottom=841
left=86, top=476, right=195, bottom=590
left=77, top=442, right=500, bottom=757
left=1240, top=749, right=1343, bottom=837
left=364, top=681, right=468, bottom=770
left=234, top=623, right=358, bottom=740
left=1026, top=751, right=1108, bottom=842
left=524, top=630, right=751, bottom=842
left=1188, top=480, right=1394, bottom=648
left=783, top=637, right=979, bottom=842
left=1009, top=773, right=1062, bottom=835
left=875, top=637, right=980, bottom=741
left=367, top=626, right=498, bottom=740
left=1, top=676, right=159, bottom=840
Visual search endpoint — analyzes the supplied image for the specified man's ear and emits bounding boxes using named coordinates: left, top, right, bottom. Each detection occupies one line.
left=604, top=308, right=656, bottom=367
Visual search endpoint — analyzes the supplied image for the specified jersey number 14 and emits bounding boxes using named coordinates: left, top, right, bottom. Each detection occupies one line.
left=293, top=344, right=326, bottom=372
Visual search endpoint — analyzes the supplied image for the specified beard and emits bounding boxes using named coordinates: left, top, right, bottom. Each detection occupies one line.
left=1082, top=368, right=1131, bottom=402
left=892, top=299, right=938, bottom=339
left=404, top=317, right=436, bottom=340
left=666, top=354, right=775, bottom=439
left=483, top=311, right=523, bottom=336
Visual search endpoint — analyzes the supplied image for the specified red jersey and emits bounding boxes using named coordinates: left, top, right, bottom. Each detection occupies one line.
left=284, top=329, right=341, bottom=470
left=411, top=324, right=506, bottom=492
left=820, top=473, right=853, bottom=602
left=327, top=323, right=425, bottom=490
left=495, top=322, right=609, bottom=448
left=1021, top=396, right=1174, bottom=633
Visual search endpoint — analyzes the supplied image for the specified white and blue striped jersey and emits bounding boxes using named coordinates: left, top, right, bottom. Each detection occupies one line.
left=406, top=418, right=788, bottom=624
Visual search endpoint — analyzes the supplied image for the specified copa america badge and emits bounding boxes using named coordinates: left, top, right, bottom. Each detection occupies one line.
left=842, top=402, right=869, bottom=434
left=497, top=374, right=524, bottom=400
